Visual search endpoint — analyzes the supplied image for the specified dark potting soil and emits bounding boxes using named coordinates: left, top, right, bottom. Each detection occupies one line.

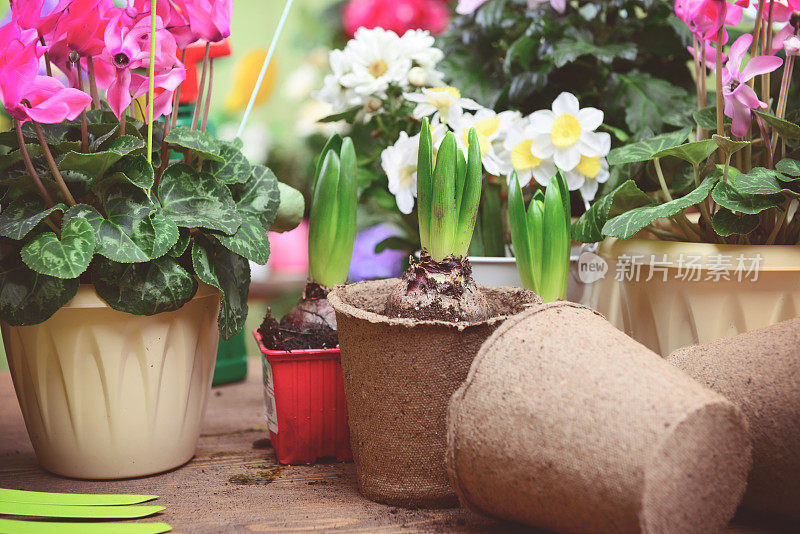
left=384, top=252, right=490, bottom=323
left=258, top=281, right=339, bottom=351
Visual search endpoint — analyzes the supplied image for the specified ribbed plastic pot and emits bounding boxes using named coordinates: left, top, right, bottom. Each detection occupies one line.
left=254, top=330, right=352, bottom=465
left=1, top=283, right=220, bottom=479
left=598, top=238, right=800, bottom=355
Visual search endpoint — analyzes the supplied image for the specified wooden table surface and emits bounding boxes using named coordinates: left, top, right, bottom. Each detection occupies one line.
left=1, top=359, right=796, bottom=534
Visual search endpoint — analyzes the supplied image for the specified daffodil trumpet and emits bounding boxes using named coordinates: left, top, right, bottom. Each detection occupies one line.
left=259, top=135, right=357, bottom=350
left=384, top=117, right=489, bottom=322
left=508, top=171, right=570, bottom=303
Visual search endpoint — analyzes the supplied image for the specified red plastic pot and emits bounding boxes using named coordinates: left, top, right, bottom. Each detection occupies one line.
left=253, top=330, right=353, bottom=465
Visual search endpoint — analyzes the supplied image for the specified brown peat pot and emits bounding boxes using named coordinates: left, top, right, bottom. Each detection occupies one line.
left=668, top=318, right=800, bottom=519
left=446, top=302, right=752, bottom=533
left=328, top=278, right=540, bottom=508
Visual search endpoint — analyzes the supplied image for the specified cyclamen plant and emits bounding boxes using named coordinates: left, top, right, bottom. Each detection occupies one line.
left=0, top=0, right=299, bottom=339
left=574, top=0, right=800, bottom=246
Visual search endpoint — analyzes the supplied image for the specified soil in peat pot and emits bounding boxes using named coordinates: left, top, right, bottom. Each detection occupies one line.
left=384, top=252, right=489, bottom=323
left=259, top=281, right=339, bottom=350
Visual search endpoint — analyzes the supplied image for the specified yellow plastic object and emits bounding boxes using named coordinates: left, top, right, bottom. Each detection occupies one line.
left=225, top=49, right=277, bottom=112
left=597, top=238, right=800, bottom=356
left=1, top=284, right=221, bottom=479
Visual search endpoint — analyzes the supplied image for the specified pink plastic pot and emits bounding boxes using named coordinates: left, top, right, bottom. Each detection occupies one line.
left=254, top=330, right=353, bottom=465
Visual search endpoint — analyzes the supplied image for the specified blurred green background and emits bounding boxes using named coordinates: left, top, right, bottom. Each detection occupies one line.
left=0, top=0, right=338, bottom=371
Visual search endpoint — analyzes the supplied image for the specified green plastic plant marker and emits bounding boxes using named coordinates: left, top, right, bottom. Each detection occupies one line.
left=0, top=519, right=171, bottom=534
left=0, top=502, right=164, bottom=519
left=0, top=489, right=158, bottom=506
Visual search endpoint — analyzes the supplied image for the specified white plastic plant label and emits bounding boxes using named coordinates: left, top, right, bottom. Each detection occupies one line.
left=262, top=357, right=279, bottom=434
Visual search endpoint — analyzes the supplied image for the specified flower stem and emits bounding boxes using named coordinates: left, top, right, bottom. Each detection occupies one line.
left=156, top=115, right=171, bottom=194
left=146, top=0, right=157, bottom=166
left=119, top=111, right=126, bottom=137
left=32, top=122, right=76, bottom=206
left=653, top=158, right=673, bottom=202
left=191, top=43, right=211, bottom=131
left=15, top=120, right=56, bottom=209
left=75, top=62, right=89, bottom=153
left=86, top=57, right=101, bottom=110
left=762, top=1, right=776, bottom=103
left=754, top=113, right=773, bottom=168
left=693, top=36, right=704, bottom=141
left=715, top=27, right=725, bottom=138
left=39, top=36, right=52, bottom=77
left=766, top=201, right=790, bottom=244
left=201, top=59, right=214, bottom=133
left=751, top=0, right=766, bottom=60
left=170, top=49, right=187, bottom=130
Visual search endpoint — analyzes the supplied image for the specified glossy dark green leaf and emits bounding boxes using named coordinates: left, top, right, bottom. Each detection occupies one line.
left=776, top=158, right=800, bottom=177
left=110, top=154, right=155, bottom=189
left=571, top=180, right=654, bottom=242
left=755, top=110, right=800, bottom=139
left=712, top=135, right=750, bottom=156
left=168, top=228, right=191, bottom=258
left=652, top=139, right=717, bottom=166
left=59, top=135, right=144, bottom=176
left=711, top=181, right=785, bottom=214
left=712, top=208, right=760, bottom=236
left=602, top=175, right=718, bottom=239
left=547, top=28, right=636, bottom=68
left=130, top=210, right=179, bottom=260
left=607, top=127, right=692, bottom=165
left=728, top=167, right=794, bottom=196
left=0, top=196, right=65, bottom=240
left=92, top=256, right=197, bottom=315
left=613, top=72, right=694, bottom=134
left=63, top=203, right=149, bottom=263
left=694, top=106, right=731, bottom=130
left=0, top=247, right=79, bottom=326
left=21, top=217, right=95, bottom=279
left=158, top=163, right=241, bottom=234
left=191, top=235, right=250, bottom=340
left=165, top=126, right=223, bottom=162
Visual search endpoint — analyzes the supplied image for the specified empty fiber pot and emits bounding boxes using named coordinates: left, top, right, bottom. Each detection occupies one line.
left=447, top=302, right=752, bottom=534
left=328, top=279, right=540, bottom=508
left=668, top=318, right=800, bottom=519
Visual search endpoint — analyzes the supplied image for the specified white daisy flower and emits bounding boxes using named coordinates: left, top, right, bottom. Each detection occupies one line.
left=449, top=108, right=514, bottom=176
left=339, top=27, right=412, bottom=98
left=313, top=49, right=362, bottom=112
left=381, top=123, right=447, bottom=214
left=527, top=92, right=610, bottom=172
left=399, top=30, right=446, bottom=87
left=404, top=86, right=482, bottom=124
left=502, top=119, right=558, bottom=188
left=565, top=154, right=611, bottom=205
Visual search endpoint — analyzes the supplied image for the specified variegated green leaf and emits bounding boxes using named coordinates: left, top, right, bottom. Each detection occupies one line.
left=203, top=141, right=252, bottom=184
left=0, top=196, right=65, bottom=240
left=21, top=217, right=95, bottom=279
left=165, top=126, right=223, bottom=162
left=158, top=163, right=241, bottom=234
left=216, top=215, right=269, bottom=265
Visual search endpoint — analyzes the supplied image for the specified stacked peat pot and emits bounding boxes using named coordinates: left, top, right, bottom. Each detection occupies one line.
left=669, top=319, right=800, bottom=520
left=329, top=122, right=541, bottom=507
left=446, top=302, right=754, bottom=533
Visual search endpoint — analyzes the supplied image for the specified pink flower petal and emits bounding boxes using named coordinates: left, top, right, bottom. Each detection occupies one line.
left=740, top=55, right=783, bottom=83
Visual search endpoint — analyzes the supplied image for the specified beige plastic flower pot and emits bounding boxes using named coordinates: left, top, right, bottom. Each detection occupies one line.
left=1, top=283, right=221, bottom=479
left=598, top=238, right=800, bottom=356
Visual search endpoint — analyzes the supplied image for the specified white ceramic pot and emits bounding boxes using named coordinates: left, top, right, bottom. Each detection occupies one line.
left=596, top=239, right=800, bottom=356
left=2, top=283, right=220, bottom=479
left=470, top=247, right=594, bottom=305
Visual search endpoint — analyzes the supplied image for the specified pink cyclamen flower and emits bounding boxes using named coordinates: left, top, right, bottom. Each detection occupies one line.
left=175, top=0, right=232, bottom=43
left=688, top=40, right=727, bottom=64
left=722, top=34, right=783, bottom=137
left=50, top=0, right=116, bottom=57
left=0, top=21, right=91, bottom=124
left=99, top=12, right=185, bottom=119
left=675, top=0, right=742, bottom=41
left=122, top=0, right=198, bottom=49
left=10, top=0, right=69, bottom=38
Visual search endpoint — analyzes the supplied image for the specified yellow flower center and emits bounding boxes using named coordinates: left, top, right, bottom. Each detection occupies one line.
left=576, top=156, right=601, bottom=179
left=511, top=140, right=542, bottom=171
left=429, top=86, right=461, bottom=99
left=369, top=60, right=388, bottom=78
left=551, top=114, right=582, bottom=148
left=463, top=117, right=500, bottom=155
left=400, top=166, right=416, bottom=188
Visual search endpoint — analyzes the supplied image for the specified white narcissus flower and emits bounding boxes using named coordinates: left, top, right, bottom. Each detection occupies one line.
left=563, top=132, right=612, bottom=203
left=528, top=92, right=610, bottom=172
left=381, top=123, right=447, bottom=214
left=450, top=108, right=517, bottom=176
left=502, top=118, right=558, bottom=188
left=404, top=86, right=482, bottom=124
left=339, top=27, right=412, bottom=98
